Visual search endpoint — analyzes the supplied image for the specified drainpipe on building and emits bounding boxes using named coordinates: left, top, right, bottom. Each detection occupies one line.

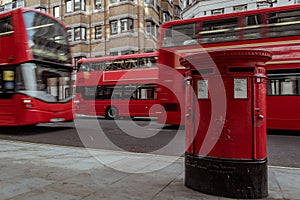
left=105, top=0, right=108, bottom=56
left=89, top=8, right=92, bottom=57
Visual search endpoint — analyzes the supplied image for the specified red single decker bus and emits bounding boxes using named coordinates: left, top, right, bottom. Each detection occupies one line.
left=0, top=8, right=74, bottom=126
left=74, top=52, right=158, bottom=119
left=158, top=4, right=300, bottom=130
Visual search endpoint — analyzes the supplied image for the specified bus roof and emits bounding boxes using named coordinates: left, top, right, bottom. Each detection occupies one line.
left=0, top=7, right=68, bottom=29
left=78, top=52, right=158, bottom=64
left=161, top=4, right=300, bottom=29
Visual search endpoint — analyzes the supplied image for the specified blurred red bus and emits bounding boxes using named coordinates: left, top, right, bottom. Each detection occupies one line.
left=74, top=52, right=158, bottom=119
left=0, top=8, right=74, bottom=126
left=157, top=4, right=300, bottom=130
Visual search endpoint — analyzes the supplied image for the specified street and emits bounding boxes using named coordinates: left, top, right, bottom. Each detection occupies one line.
left=0, top=117, right=299, bottom=168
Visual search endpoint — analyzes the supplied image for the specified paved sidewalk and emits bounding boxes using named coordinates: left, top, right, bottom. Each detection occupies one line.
left=0, top=139, right=299, bottom=200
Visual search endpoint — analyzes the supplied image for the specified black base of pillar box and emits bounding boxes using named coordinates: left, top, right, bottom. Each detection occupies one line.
left=185, top=153, right=268, bottom=199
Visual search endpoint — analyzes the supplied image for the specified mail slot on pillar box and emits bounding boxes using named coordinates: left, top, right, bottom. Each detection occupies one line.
left=180, top=49, right=272, bottom=199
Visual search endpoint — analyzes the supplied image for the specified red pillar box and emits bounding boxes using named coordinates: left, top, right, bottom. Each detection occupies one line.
left=180, top=49, right=272, bottom=199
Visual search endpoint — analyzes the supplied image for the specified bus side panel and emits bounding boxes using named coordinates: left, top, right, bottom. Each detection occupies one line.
left=95, top=100, right=110, bottom=116
left=128, top=99, right=158, bottom=117
left=267, top=96, right=300, bottom=130
left=13, top=94, right=73, bottom=126
left=0, top=99, right=16, bottom=125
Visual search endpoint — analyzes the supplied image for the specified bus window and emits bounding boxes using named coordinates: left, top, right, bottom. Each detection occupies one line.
left=201, top=17, right=238, bottom=44
left=95, top=86, right=104, bottom=99
left=243, top=14, right=263, bottom=40
left=163, top=23, right=198, bottom=47
left=80, top=86, right=96, bottom=100
left=268, top=10, right=300, bottom=38
left=111, top=85, right=122, bottom=99
left=78, top=63, right=90, bottom=72
left=0, top=68, right=15, bottom=93
left=0, top=16, right=13, bottom=37
left=137, top=84, right=156, bottom=99
left=267, top=75, right=300, bottom=95
left=123, top=84, right=137, bottom=99
left=103, top=86, right=113, bottom=99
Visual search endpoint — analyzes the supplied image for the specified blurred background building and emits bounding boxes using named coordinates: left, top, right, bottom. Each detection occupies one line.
left=2, top=0, right=298, bottom=64
left=182, top=0, right=296, bottom=19
left=0, top=0, right=181, bottom=64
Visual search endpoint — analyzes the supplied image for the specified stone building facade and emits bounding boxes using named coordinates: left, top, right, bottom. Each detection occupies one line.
left=182, top=0, right=297, bottom=19
left=0, top=0, right=181, bottom=64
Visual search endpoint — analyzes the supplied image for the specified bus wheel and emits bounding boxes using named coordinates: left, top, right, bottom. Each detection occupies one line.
left=106, top=106, right=118, bottom=119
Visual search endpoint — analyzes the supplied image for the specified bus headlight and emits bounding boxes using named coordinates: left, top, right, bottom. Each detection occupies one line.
left=23, top=99, right=33, bottom=108
left=73, top=100, right=80, bottom=104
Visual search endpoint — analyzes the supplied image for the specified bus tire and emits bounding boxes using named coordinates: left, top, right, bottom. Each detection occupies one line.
left=105, top=106, right=118, bottom=119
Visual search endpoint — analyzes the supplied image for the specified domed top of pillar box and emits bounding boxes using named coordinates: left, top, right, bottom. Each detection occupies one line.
left=179, top=49, right=272, bottom=74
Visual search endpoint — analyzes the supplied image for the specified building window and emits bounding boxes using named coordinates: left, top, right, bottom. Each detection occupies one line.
left=53, top=6, right=60, bottom=18
left=182, top=0, right=187, bottom=9
left=111, top=0, right=117, bottom=3
left=110, top=52, right=118, bottom=56
left=153, top=25, right=158, bottom=37
left=36, top=7, right=46, bottom=13
left=95, top=25, right=102, bottom=39
left=121, top=50, right=134, bottom=55
left=257, top=2, right=269, bottom=9
left=66, top=0, right=73, bottom=13
left=145, top=21, right=158, bottom=37
left=174, top=5, right=181, bottom=17
left=146, top=0, right=158, bottom=9
left=146, top=21, right=151, bottom=34
left=74, top=27, right=86, bottom=41
left=121, top=18, right=133, bottom=33
left=211, top=8, right=224, bottom=15
left=110, top=20, right=118, bottom=34
left=74, top=0, right=85, bottom=11
left=67, top=29, right=73, bottom=42
left=163, top=11, right=171, bottom=22
left=95, top=0, right=102, bottom=9
left=233, top=4, right=247, bottom=12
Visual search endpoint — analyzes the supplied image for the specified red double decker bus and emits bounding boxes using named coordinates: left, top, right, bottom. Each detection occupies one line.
left=0, top=8, right=74, bottom=126
left=158, top=4, right=300, bottom=130
left=74, top=52, right=158, bottom=119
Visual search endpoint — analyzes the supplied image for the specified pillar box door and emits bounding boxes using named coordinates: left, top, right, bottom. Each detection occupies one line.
left=180, top=49, right=272, bottom=199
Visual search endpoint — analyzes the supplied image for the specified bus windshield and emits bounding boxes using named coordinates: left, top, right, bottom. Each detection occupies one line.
left=23, top=11, right=71, bottom=63
left=15, top=62, right=73, bottom=102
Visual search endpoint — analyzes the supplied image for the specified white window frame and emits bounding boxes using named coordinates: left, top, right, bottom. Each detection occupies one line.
left=120, top=18, right=133, bottom=32
left=211, top=8, right=224, bottom=15
left=66, top=0, right=73, bottom=13
left=74, top=0, right=85, bottom=11
left=121, top=19, right=128, bottom=32
left=95, top=25, right=102, bottom=39
left=67, top=29, right=73, bottom=42
left=257, top=2, right=270, bottom=9
left=233, top=4, right=247, bottom=12
left=95, top=0, right=102, bottom=9
left=74, top=27, right=86, bottom=41
left=111, top=21, right=118, bottom=34
left=153, top=25, right=158, bottom=37
left=146, top=21, right=151, bottom=34
left=53, top=6, right=60, bottom=18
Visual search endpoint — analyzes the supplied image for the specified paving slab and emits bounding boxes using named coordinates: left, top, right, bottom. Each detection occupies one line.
left=0, top=140, right=299, bottom=200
